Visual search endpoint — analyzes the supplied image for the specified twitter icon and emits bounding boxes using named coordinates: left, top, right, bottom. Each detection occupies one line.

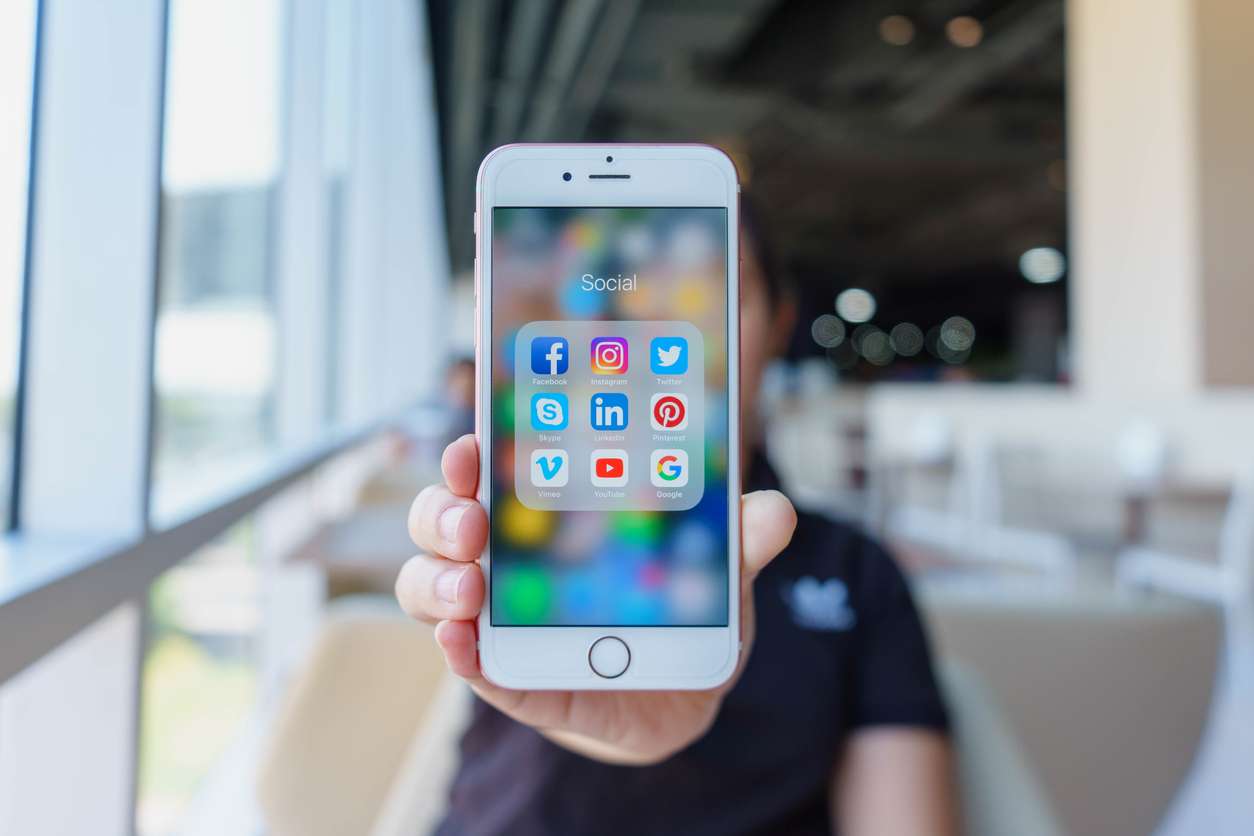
left=650, top=337, right=688, bottom=375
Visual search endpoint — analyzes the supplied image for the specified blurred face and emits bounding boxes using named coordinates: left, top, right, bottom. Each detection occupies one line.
left=446, top=361, right=475, bottom=409
left=739, top=231, right=794, bottom=447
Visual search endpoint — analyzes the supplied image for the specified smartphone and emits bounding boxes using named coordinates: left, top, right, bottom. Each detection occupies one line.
left=475, top=145, right=741, bottom=690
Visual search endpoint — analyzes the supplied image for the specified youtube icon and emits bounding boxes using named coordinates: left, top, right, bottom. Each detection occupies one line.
left=590, top=449, right=628, bottom=487
left=596, top=458, right=624, bottom=479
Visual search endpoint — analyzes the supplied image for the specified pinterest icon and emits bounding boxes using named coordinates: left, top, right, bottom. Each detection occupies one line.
left=590, top=337, right=629, bottom=375
left=650, top=393, right=689, bottom=431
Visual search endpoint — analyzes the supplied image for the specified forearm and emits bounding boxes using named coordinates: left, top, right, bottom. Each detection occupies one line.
left=832, top=728, right=958, bottom=836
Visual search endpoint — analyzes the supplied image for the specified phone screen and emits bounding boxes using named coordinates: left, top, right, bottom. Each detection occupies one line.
left=489, top=207, right=730, bottom=627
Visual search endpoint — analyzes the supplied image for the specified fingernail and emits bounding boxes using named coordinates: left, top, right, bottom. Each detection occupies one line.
left=438, top=503, right=468, bottom=544
left=435, top=567, right=466, bottom=603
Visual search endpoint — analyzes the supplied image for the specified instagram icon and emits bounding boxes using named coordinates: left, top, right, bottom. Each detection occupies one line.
left=590, top=337, right=629, bottom=375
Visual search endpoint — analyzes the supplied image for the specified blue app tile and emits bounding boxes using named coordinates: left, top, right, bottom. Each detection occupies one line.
left=589, top=391, right=629, bottom=431
left=650, top=337, right=688, bottom=375
left=530, top=392, right=569, bottom=431
left=530, top=336, right=569, bottom=375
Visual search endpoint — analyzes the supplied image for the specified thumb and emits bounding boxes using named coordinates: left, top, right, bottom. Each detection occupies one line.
left=741, top=490, right=797, bottom=583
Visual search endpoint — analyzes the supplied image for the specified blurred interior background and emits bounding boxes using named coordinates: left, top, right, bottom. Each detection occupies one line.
left=1, top=1, right=1252, bottom=835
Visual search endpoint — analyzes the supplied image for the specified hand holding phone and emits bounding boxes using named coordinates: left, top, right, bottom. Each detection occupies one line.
left=396, top=434, right=796, bottom=764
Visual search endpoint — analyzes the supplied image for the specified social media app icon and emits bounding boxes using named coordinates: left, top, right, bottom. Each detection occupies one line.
left=650, top=449, right=689, bottom=487
left=590, top=392, right=629, bottom=432
left=650, top=392, right=689, bottom=431
left=530, top=393, right=568, bottom=431
left=590, top=449, right=629, bottom=487
left=590, top=337, right=629, bottom=375
left=530, top=449, right=569, bottom=487
left=530, top=336, right=569, bottom=376
left=650, top=337, right=688, bottom=375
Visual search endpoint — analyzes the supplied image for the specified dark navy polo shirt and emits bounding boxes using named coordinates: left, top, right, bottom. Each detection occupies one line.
left=436, top=453, right=949, bottom=836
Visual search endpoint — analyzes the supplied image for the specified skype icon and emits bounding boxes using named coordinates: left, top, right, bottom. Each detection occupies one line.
left=530, top=393, right=569, bottom=431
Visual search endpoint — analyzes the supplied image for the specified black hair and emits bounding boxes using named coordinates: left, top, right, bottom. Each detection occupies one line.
left=739, top=192, right=792, bottom=307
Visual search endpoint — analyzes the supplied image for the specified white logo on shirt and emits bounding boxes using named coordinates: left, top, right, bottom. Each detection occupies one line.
left=781, top=576, right=856, bottom=632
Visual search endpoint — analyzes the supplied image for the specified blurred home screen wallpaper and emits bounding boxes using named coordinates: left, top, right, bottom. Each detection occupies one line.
left=489, top=207, right=730, bottom=626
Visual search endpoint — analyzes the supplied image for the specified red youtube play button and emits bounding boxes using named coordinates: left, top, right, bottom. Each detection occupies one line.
left=590, top=450, right=628, bottom=486
left=595, top=457, right=624, bottom=478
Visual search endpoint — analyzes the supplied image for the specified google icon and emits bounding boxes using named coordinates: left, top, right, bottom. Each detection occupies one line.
left=650, top=449, right=689, bottom=488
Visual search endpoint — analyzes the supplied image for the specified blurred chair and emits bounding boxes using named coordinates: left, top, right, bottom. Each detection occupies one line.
left=923, top=583, right=1220, bottom=836
left=1112, top=461, right=1254, bottom=836
left=259, top=598, right=1069, bottom=836
left=1115, top=421, right=1171, bottom=493
left=866, top=412, right=955, bottom=539
left=939, top=661, right=1063, bottom=836
left=1114, top=421, right=1171, bottom=546
left=1116, top=464, right=1254, bottom=605
left=888, top=433, right=1077, bottom=575
left=369, top=674, right=471, bottom=836
left=256, top=597, right=449, bottom=836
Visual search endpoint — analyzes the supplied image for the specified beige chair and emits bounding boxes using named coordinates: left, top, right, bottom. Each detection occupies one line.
left=922, top=582, right=1221, bottom=836
left=940, top=661, right=1063, bottom=836
left=256, top=598, right=449, bottom=836
left=258, top=600, right=1070, bottom=836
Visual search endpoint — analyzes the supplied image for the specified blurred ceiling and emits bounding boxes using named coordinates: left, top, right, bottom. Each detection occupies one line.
left=428, top=0, right=1067, bottom=373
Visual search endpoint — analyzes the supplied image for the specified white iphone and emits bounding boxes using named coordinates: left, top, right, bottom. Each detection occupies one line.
left=474, top=144, right=741, bottom=690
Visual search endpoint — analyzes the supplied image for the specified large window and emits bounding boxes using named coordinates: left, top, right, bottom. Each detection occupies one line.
left=0, top=0, right=38, bottom=524
left=154, top=0, right=284, bottom=512
left=0, top=0, right=447, bottom=829
left=136, top=523, right=261, bottom=836
left=323, top=0, right=354, bottom=424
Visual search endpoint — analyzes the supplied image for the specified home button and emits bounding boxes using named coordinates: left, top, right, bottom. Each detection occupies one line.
left=588, top=636, right=631, bottom=679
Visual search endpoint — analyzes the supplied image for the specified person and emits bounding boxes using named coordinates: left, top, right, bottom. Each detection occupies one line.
left=441, top=355, right=476, bottom=444
left=396, top=200, right=958, bottom=835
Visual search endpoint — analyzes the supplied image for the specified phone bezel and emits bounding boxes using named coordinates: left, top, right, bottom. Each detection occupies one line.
left=476, top=144, right=741, bottom=690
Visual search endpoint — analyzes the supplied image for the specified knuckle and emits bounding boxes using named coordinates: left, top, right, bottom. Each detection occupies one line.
left=398, top=555, right=484, bottom=621
left=396, top=555, right=438, bottom=618
left=395, top=556, right=423, bottom=613
left=408, top=484, right=445, bottom=544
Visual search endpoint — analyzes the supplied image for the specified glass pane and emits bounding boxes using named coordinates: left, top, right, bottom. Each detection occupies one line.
left=136, top=523, right=260, bottom=835
left=153, top=0, right=284, bottom=513
left=0, top=0, right=38, bottom=525
left=323, top=0, right=353, bottom=424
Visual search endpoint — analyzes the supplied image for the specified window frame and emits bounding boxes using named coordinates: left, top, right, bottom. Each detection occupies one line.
left=2, top=0, right=43, bottom=533
left=0, top=0, right=450, bottom=833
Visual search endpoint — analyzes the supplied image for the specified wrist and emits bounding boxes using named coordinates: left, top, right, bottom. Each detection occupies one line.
left=540, top=728, right=681, bottom=766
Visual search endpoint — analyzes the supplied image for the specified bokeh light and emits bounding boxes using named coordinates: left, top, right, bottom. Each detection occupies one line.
left=946, top=16, right=984, bottom=48
left=835, top=288, right=876, bottom=323
left=878, top=15, right=915, bottom=46
left=851, top=323, right=881, bottom=355
left=861, top=329, right=896, bottom=366
left=1019, top=246, right=1067, bottom=284
left=940, top=316, right=976, bottom=352
left=938, top=343, right=970, bottom=365
left=925, top=325, right=942, bottom=358
left=810, top=313, right=846, bottom=348
left=890, top=322, right=924, bottom=356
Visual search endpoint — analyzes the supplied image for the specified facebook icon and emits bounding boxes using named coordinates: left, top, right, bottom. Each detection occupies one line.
left=530, top=336, right=569, bottom=376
